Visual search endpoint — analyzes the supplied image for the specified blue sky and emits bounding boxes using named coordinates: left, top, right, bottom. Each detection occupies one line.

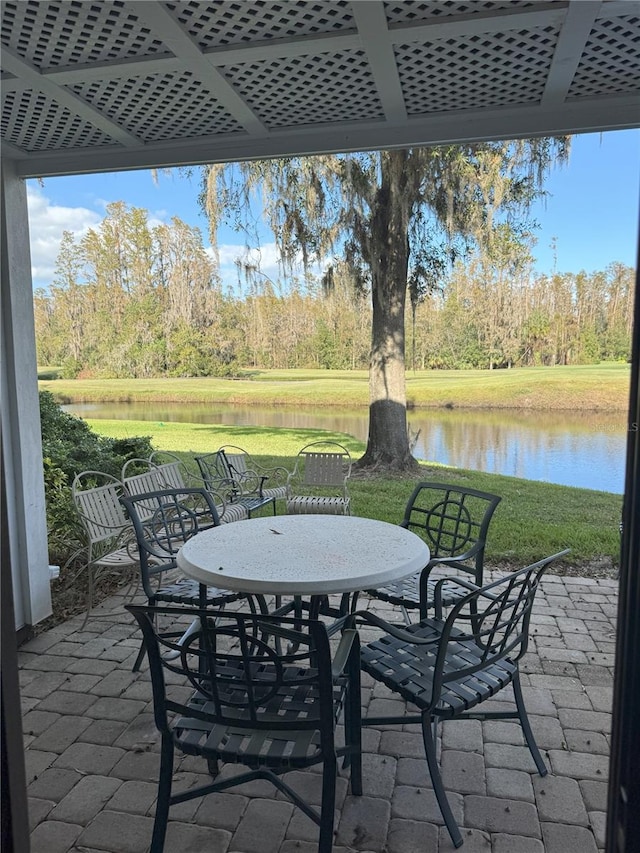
left=27, top=128, right=639, bottom=290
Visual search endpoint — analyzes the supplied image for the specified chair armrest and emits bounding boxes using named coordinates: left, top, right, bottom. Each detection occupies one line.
left=432, top=575, right=484, bottom=618
left=353, top=609, right=442, bottom=646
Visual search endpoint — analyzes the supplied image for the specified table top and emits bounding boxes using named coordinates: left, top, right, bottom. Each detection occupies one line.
left=177, top=513, right=430, bottom=595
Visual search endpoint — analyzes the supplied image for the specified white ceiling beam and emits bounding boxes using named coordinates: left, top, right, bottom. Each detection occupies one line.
left=388, top=3, right=569, bottom=44
left=12, top=94, right=639, bottom=179
left=128, top=0, right=267, bottom=136
left=0, top=140, right=28, bottom=159
left=1, top=47, right=142, bottom=147
left=12, top=55, right=184, bottom=89
left=596, top=1, right=640, bottom=18
left=203, top=30, right=362, bottom=65
left=542, top=1, right=603, bottom=106
left=352, top=1, right=406, bottom=123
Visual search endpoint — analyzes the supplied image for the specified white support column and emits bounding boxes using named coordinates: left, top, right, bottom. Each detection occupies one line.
left=1, top=159, right=51, bottom=628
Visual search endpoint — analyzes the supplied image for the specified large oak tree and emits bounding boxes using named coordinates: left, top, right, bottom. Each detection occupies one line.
left=207, top=140, right=568, bottom=469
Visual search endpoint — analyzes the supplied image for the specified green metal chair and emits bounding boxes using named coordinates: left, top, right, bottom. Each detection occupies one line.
left=127, top=604, right=363, bottom=853
left=360, top=550, right=569, bottom=848
left=366, top=482, right=501, bottom=621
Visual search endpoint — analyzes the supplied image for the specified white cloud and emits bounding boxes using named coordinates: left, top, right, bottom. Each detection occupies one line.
left=27, top=185, right=101, bottom=288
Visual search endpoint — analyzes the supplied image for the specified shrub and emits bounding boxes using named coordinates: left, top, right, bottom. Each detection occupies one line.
left=39, top=391, right=154, bottom=567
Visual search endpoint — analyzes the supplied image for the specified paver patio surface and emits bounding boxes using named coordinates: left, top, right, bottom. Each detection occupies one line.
left=20, top=571, right=616, bottom=853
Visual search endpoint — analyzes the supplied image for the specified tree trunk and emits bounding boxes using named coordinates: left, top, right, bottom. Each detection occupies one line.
left=357, top=151, right=419, bottom=472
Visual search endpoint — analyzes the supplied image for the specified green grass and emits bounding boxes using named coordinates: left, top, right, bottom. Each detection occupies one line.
left=40, top=363, right=631, bottom=411
left=86, top=417, right=622, bottom=568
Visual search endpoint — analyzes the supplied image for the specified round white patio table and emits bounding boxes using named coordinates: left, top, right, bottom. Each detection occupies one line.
left=176, top=513, right=430, bottom=597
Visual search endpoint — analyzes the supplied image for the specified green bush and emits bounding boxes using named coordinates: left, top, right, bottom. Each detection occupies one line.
left=39, top=391, right=154, bottom=566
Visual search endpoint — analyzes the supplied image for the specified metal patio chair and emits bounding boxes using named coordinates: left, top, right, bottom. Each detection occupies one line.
left=366, top=482, right=501, bottom=622
left=216, top=445, right=289, bottom=500
left=126, top=604, right=363, bottom=853
left=124, top=454, right=247, bottom=525
left=285, top=441, right=352, bottom=515
left=120, top=487, right=247, bottom=671
left=71, top=471, right=140, bottom=626
left=195, top=451, right=276, bottom=519
left=359, top=550, right=569, bottom=848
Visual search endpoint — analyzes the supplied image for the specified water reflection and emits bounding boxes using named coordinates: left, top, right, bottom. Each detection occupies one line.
left=66, top=402, right=626, bottom=493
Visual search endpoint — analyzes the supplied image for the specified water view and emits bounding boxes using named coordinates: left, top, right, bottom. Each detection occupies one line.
left=67, top=402, right=628, bottom=494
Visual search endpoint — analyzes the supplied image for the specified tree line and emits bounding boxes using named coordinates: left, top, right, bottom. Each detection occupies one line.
left=34, top=201, right=634, bottom=379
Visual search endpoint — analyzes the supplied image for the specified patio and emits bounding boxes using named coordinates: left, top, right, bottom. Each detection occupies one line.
left=21, top=570, right=616, bottom=853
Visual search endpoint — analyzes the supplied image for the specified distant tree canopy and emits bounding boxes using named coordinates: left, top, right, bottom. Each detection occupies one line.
left=34, top=201, right=634, bottom=378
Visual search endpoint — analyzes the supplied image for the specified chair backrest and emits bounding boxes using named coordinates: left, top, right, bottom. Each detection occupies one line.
left=72, top=471, right=130, bottom=545
left=121, top=459, right=167, bottom=520
left=402, top=482, right=501, bottom=583
left=429, top=550, right=569, bottom=710
left=295, top=441, right=352, bottom=488
left=120, top=488, right=220, bottom=593
left=218, top=446, right=250, bottom=478
left=126, top=604, right=343, bottom=738
left=195, top=452, right=238, bottom=500
left=148, top=452, right=192, bottom=490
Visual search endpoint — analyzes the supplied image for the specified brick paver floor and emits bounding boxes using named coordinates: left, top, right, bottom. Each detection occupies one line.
left=21, top=571, right=616, bottom=852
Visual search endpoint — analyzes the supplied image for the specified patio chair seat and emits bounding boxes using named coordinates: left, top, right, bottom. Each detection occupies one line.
left=286, top=495, right=351, bottom=515
left=151, top=577, right=240, bottom=607
left=361, top=618, right=519, bottom=717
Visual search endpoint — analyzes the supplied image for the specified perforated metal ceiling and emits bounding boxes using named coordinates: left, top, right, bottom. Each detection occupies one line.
left=1, top=0, right=639, bottom=177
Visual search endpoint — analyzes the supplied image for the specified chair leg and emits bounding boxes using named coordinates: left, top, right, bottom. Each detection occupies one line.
left=151, top=733, right=174, bottom=853
left=513, top=670, right=548, bottom=776
left=319, top=754, right=337, bottom=853
left=132, top=641, right=146, bottom=673
left=80, top=561, right=96, bottom=630
left=400, top=605, right=412, bottom=625
left=421, top=714, right=463, bottom=849
left=345, top=679, right=362, bottom=795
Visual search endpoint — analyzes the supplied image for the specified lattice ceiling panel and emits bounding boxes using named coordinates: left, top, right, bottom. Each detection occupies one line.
left=222, top=50, right=383, bottom=128
left=166, top=0, right=355, bottom=48
left=569, top=15, right=640, bottom=99
left=67, top=72, right=244, bottom=142
left=1, top=89, right=116, bottom=151
left=0, top=1, right=637, bottom=176
left=396, top=26, right=559, bottom=114
left=0, top=0, right=166, bottom=69
left=384, top=0, right=538, bottom=26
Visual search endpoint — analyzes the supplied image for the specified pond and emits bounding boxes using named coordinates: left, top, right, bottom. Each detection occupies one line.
left=66, top=401, right=629, bottom=494
left=65, top=403, right=627, bottom=494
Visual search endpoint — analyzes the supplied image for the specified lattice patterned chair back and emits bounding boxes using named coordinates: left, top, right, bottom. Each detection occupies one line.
left=126, top=604, right=362, bottom=853
left=367, top=482, right=501, bottom=621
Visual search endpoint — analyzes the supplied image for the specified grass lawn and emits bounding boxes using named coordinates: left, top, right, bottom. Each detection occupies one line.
left=86, top=417, right=623, bottom=569
left=40, top=363, right=631, bottom=411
